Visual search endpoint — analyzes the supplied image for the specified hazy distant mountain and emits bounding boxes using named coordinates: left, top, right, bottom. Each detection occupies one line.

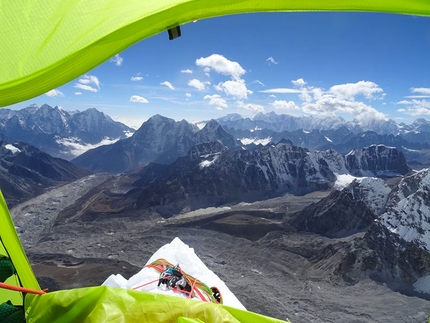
left=72, top=116, right=239, bottom=173
left=0, top=104, right=134, bottom=160
left=0, top=136, right=91, bottom=206
left=215, top=112, right=402, bottom=134
left=217, top=112, right=430, bottom=166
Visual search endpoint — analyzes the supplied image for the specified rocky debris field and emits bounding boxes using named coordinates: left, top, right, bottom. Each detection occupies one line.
left=10, top=174, right=430, bottom=323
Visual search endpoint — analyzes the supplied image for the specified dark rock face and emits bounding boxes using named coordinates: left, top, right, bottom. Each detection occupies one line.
left=345, top=145, right=410, bottom=176
left=0, top=137, right=91, bottom=206
left=294, top=168, right=430, bottom=295
left=72, top=117, right=239, bottom=173
left=364, top=224, right=430, bottom=284
left=126, top=143, right=345, bottom=216
left=288, top=187, right=375, bottom=238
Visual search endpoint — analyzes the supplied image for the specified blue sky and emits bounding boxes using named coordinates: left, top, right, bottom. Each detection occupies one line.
left=7, top=12, right=430, bottom=129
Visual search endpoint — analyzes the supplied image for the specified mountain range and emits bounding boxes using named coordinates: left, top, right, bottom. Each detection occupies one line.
left=2, top=105, right=430, bottom=321
left=0, top=104, right=133, bottom=160
left=0, top=136, right=91, bottom=206
left=72, top=116, right=239, bottom=173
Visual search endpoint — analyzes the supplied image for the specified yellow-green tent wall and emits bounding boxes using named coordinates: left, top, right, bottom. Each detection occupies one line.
left=1, top=0, right=430, bottom=107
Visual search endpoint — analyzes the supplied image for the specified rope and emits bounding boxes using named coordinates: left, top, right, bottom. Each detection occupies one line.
left=0, top=281, right=46, bottom=295
left=131, top=277, right=162, bottom=290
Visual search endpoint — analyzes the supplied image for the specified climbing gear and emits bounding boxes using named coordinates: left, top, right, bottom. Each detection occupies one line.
left=138, top=258, right=223, bottom=304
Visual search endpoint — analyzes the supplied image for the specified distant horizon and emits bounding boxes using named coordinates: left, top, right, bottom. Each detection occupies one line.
left=4, top=102, right=429, bottom=131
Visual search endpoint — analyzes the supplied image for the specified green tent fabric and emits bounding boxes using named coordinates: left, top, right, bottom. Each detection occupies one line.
left=1, top=0, right=430, bottom=108
left=0, top=191, right=40, bottom=305
left=25, top=286, right=290, bottom=323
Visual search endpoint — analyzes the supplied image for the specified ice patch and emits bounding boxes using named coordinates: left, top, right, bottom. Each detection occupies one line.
left=413, top=275, right=430, bottom=294
left=175, top=206, right=231, bottom=220
left=324, top=136, right=332, bottom=142
left=199, top=155, right=219, bottom=168
left=5, top=144, right=21, bottom=154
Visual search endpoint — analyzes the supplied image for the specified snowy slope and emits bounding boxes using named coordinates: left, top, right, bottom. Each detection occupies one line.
left=378, top=168, right=430, bottom=251
left=102, top=237, right=246, bottom=310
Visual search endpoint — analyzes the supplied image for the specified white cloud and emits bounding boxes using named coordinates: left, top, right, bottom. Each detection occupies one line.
left=329, top=81, right=384, bottom=100
left=397, top=99, right=430, bottom=116
left=204, top=94, right=228, bottom=108
left=268, top=94, right=276, bottom=98
left=252, top=80, right=265, bottom=87
left=74, top=83, right=98, bottom=92
left=216, top=79, right=252, bottom=99
left=196, top=54, right=245, bottom=80
left=292, top=78, right=307, bottom=87
left=411, top=87, right=430, bottom=95
left=75, top=75, right=100, bottom=92
left=405, top=95, right=430, bottom=99
left=259, top=88, right=301, bottom=94
left=130, top=95, right=149, bottom=103
left=56, top=137, right=121, bottom=158
left=181, top=69, right=193, bottom=74
left=266, top=57, right=278, bottom=65
left=185, top=93, right=192, bottom=98
left=161, top=81, right=175, bottom=90
left=188, top=79, right=210, bottom=91
left=302, top=95, right=387, bottom=123
left=216, top=107, right=223, bottom=111
left=45, top=89, right=64, bottom=97
left=271, top=100, right=299, bottom=110
left=237, top=100, right=265, bottom=113
left=110, top=54, right=123, bottom=66
left=75, top=92, right=82, bottom=96
left=131, top=73, right=143, bottom=81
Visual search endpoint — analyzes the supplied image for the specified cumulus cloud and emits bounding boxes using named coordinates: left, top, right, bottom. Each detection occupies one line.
left=411, top=87, right=430, bottom=95
left=161, top=81, right=175, bottom=90
left=196, top=54, right=245, bottom=80
left=292, top=78, right=307, bottom=87
left=397, top=99, right=430, bottom=116
left=74, top=83, right=98, bottom=92
left=266, top=57, right=278, bottom=65
left=75, top=92, right=82, bottom=96
left=185, top=93, right=192, bottom=98
left=329, top=81, right=384, bottom=100
left=45, top=89, right=64, bottom=97
left=130, top=95, right=149, bottom=103
left=261, top=78, right=387, bottom=123
left=131, top=73, right=143, bottom=81
left=216, top=79, right=252, bottom=99
left=271, top=100, right=299, bottom=110
left=237, top=100, right=265, bottom=113
left=181, top=69, right=193, bottom=74
left=302, top=95, right=386, bottom=123
left=204, top=94, right=228, bottom=109
left=110, top=54, right=123, bottom=66
left=188, top=79, right=210, bottom=91
left=75, top=75, right=100, bottom=92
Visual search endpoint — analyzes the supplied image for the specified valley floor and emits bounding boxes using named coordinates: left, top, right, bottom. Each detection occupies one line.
left=10, top=174, right=430, bottom=323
